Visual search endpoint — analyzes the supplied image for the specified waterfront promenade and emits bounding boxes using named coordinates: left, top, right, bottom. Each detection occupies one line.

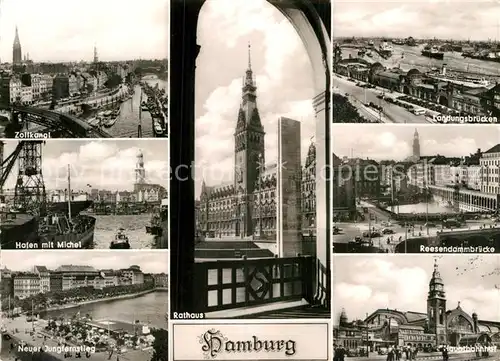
left=1, top=316, right=155, bottom=361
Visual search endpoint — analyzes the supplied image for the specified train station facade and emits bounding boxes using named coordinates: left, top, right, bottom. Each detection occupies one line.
left=334, top=262, right=500, bottom=351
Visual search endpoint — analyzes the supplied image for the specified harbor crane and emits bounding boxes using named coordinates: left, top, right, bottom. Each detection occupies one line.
left=0, top=141, right=47, bottom=216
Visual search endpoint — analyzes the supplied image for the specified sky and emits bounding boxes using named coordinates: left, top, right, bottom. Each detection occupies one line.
left=333, top=0, right=500, bottom=41
left=0, top=0, right=169, bottom=62
left=333, top=255, right=500, bottom=323
left=1, top=139, right=169, bottom=191
left=0, top=250, right=169, bottom=273
left=332, top=125, right=500, bottom=161
left=194, top=0, right=316, bottom=198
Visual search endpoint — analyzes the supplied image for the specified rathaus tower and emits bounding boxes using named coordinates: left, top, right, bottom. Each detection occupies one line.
left=233, top=43, right=265, bottom=237
left=13, top=26, right=22, bottom=64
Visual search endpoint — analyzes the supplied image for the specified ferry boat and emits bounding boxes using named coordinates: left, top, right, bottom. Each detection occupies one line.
left=153, top=120, right=164, bottom=136
left=103, top=110, right=120, bottom=128
left=421, top=45, right=444, bottom=60
left=110, top=228, right=131, bottom=249
left=378, top=42, right=393, bottom=58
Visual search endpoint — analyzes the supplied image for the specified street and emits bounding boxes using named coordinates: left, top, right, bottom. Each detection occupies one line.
left=333, top=74, right=429, bottom=124
left=347, top=351, right=499, bottom=361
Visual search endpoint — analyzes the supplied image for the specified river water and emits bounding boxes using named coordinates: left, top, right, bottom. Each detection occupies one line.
left=394, top=202, right=456, bottom=214
left=107, top=76, right=167, bottom=138
left=341, top=44, right=500, bottom=78
left=41, top=291, right=168, bottom=330
left=92, top=213, right=157, bottom=249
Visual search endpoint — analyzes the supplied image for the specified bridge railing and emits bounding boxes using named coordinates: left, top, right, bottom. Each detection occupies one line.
left=193, top=256, right=314, bottom=313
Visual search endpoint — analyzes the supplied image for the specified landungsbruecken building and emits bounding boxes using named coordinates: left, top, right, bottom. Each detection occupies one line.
left=196, top=46, right=316, bottom=242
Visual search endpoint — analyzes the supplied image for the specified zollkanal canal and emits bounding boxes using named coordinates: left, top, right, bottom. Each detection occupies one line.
left=107, top=75, right=167, bottom=138
left=40, top=291, right=168, bottom=330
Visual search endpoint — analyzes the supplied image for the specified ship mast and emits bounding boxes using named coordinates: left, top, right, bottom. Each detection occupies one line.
left=67, top=164, right=72, bottom=223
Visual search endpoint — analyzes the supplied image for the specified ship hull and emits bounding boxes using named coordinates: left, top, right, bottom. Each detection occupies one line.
left=110, top=241, right=131, bottom=249
left=1, top=215, right=95, bottom=249
left=421, top=51, right=444, bottom=60
left=463, top=54, right=500, bottom=63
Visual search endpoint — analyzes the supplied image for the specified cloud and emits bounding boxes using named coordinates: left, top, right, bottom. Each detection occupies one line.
left=1, top=0, right=169, bottom=61
left=332, top=125, right=499, bottom=161
left=333, top=255, right=500, bottom=323
left=333, top=0, right=498, bottom=40
left=194, top=0, right=316, bottom=197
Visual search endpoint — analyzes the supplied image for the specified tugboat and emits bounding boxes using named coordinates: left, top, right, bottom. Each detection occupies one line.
left=110, top=228, right=131, bottom=249
left=421, top=45, right=444, bottom=60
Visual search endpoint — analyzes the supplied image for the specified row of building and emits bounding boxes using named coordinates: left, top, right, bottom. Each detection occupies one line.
left=334, top=57, right=500, bottom=116
left=333, top=130, right=500, bottom=219
left=0, top=265, right=168, bottom=300
left=0, top=69, right=118, bottom=105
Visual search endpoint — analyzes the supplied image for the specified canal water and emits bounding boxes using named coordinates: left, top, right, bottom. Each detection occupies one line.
left=41, top=291, right=168, bottom=330
left=107, top=75, right=167, bottom=138
left=92, top=213, right=157, bottom=249
left=341, top=44, right=500, bottom=78
left=394, top=202, right=456, bottom=214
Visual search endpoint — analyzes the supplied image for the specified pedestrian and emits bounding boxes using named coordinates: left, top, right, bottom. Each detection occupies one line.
left=405, top=347, right=409, bottom=360
left=387, top=347, right=394, bottom=361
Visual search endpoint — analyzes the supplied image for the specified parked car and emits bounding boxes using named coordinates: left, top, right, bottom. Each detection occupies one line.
left=382, top=228, right=394, bottom=234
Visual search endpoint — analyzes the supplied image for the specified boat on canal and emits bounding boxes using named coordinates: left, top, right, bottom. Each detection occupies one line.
left=421, top=45, right=444, bottom=60
left=110, top=228, right=131, bottom=249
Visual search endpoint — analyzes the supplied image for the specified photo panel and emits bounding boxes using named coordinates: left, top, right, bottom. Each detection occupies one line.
left=333, top=254, right=500, bottom=359
left=332, top=124, right=500, bottom=254
left=0, top=0, right=168, bottom=139
left=169, top=0, right=332, bottom=358
left=332, top=0, right=500, bottom=124
left=0, top=250, right=169, bottom=361
left=0, top=139, right=168, bottom=250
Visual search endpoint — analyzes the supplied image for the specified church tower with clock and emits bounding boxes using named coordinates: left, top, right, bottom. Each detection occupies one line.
left=427, top=260, right=448, bottom=344
left=233, top=43, right=265, bottom=237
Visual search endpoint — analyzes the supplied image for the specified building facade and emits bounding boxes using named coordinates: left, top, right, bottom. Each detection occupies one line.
left=334, top=262, right=500, bottom=352
left=198, top=47, right=315, bottom=241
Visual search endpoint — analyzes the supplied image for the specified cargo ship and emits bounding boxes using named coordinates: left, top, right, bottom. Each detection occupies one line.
left=378, top=42, right=393, bottom=59
left=0, top=201, right=96, bottom=249
left=421, top=45, right=444, bottom=60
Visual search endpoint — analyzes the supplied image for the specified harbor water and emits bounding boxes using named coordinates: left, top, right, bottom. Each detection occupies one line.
left=41, top=291, right=168, bottom=330
left=92, top=213, right=157, bottom=249
left=394, top=202, right=456, bottom=214
left=106, top=76, right=167, bottom=138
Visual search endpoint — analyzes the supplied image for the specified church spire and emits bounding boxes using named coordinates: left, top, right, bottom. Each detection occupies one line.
left=247, top=42, right=252, bottom=70
left=14, top=26, right=20, bottom=45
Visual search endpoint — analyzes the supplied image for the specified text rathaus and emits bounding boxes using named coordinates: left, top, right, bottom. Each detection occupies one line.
left=197, top=46, right=316, bottom=240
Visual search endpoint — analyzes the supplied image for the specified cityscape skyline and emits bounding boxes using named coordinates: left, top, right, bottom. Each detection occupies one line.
left=0, top=0, right=169, bottom=62
left=333, top=0, right=500, bottom=41
left=195, top=0, right=315, bottom=197
left=333, top=255, right=500, bottom=323
left=0, top=250, right=169, bottom=273
left=332, top=125, right=500, bottom=161
left=1, top=140, right=169, bottom=191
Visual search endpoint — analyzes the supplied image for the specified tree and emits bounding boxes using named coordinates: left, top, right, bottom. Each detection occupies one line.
left=104, top=73, right=122, bottom=89
left=151, top=328, right=168, bottom=361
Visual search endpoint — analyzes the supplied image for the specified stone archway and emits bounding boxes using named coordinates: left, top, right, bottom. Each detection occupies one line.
left=170, top=0, right=331, bottom=313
